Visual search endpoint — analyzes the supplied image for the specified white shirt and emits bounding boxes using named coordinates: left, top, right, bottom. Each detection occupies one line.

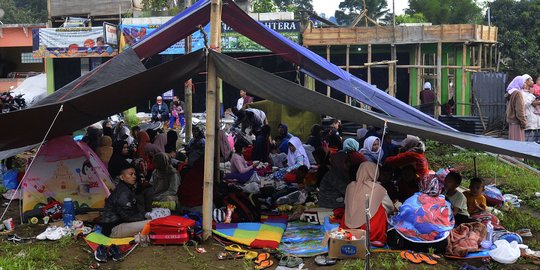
left=236, top=97, right=244, bottom=110
left=246, top=108, right=266, bottom=123
left=523, top=92, right=540, bottom=130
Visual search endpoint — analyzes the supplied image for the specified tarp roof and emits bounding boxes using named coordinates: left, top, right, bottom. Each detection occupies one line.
left=133, top=0, right=452, bottom=130
left=0, top=49, right=206, bottom=153
left=209, top=50, right=540, bottom=161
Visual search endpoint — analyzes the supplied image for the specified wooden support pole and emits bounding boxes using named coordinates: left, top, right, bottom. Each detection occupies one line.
left=202, top=0, right=222, bottom=241
left=391, top=44, right=396, bottom=96
left=477, top=44, right=482, bottom=69
left=346, top=45, right=350, bottom=104
left=388, top=62, right=395, bottom=96
left=184, top=0, right=193, bottom=142
left=482, top=44, right=488, bottom=68
left=367, top=44, right=372, bottom=84
left=416, top=43, right=421, bottom=106
left=461, top=44, right=467, bottom=115
left=488, top=45, right=493, bottom=69
left=436, top=42, right=442, bottom=118
left=326, top=45, right=331, bottom=97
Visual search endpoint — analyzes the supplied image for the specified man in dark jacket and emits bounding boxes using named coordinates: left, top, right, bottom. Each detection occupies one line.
left=101, top=162, right=149, bottom=237
left=151, top=96, right=170, bottom=122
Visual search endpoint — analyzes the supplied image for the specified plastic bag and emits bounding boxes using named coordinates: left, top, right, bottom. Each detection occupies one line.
left=484, top=185, right=504, bottom=207
left=2, top=169, right=18, bottom=190
left=489, top=240, right=520, bottom=264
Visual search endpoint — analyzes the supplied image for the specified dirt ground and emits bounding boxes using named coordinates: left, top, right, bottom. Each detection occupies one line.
left=2, top=197, right=540, bottom=269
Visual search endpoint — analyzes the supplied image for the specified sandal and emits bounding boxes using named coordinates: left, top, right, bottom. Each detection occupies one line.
left=255, top=252, right=270, bottom=264
left=416, top=252, right=437, bottom=265
left=314, top=255, right=337, bottom=266
left=224, top=244, right=258, bottom=260
left=217, top=251, right=245, bottom=260
left=400, top=251, right=422, bottom=264
left=279, top=255, right=303, bottom=268
left=254, top=259, right=274, bottom=270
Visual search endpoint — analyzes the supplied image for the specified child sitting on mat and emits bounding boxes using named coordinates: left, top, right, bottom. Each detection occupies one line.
left=463, top=177, right=488, bottom=215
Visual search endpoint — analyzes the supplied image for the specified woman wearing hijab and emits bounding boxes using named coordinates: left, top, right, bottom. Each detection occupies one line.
left=96, top=135, right=113, bottom=165
left=252, top=125, right=271, bottom=163
left=306, top=124, right=323, bottom=148
left=342, top=162, right=394, bottom=244
left=318, top=152, right=351, bottom=209
left=136, top=131, right=151, bottom=160
left=150, top=152, right=180, bottom=204
left=102, top=120, right=114, bottom=138
left=385, top=135, right=429, bottom=179
left=153, top=132, right=167, bottom=153
left=108, top=140, right=130, bottom=182
left=360, top=136, right=384, bottom=164
left=506, top=75, right=528, bottom=141
left=342, top=138, right=366, bottom=178
left=278, top=123, right=293, bottom=154
left=165, top=130, right=178, bottom=153
left=389, top=173, right=454, bottom=253
left=272, top=136, right=310, bottom=181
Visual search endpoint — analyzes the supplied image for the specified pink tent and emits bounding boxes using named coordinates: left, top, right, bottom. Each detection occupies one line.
left=22, top=136, right=113, bottom=212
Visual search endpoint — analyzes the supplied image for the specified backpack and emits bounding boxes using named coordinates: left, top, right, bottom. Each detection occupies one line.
left=148, top=215, right=196, bottom=245
left=223, top=192, right=261, bottom=223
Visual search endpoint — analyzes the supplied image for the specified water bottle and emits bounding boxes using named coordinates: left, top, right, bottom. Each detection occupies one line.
left=481, top=221, right=494, bottom=249
left=63, top=198, right=75, bottom=227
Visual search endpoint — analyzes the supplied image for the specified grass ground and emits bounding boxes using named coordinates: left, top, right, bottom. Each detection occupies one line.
left=2, top=141, right=540, bottom=269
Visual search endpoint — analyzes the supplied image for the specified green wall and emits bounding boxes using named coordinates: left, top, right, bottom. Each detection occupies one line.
left=409, top=43, right=471, bottom=115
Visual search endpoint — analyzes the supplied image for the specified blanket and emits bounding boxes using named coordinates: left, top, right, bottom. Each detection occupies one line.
left=278, top=221, right=328, bottom=257
left=212, top=216, right=287, bottom=249
left=84, top=232, right=134, bottom=253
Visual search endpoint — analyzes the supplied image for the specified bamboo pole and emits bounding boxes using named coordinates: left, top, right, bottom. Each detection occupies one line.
left=367, top=44, right=372, bottom=84
left=346, top=45, right=350, bottom=104
left=477, top=44, right=482, bottom=69
left=461, top=44, right=466, bottom=115
left=417, top=43, right=421, bottom=106
left=391, top=44, right=396, bottom=96
left=184, top=0, right=193, bottom=142
left=388, top=62, right=395, bottom=96
left=202, top=0, right=222, bottom=241
left=436, top=42, right=442, bottom=117
left=326, top=45, right=331, bottom=96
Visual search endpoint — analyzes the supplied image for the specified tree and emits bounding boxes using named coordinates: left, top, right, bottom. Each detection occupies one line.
left=335, top=0, right=389, bottom=26
left=395, top=13, right=427, bottom=24
left=406, top=0, right=482, bottom=24
left=489, top=0, right=540, bottom=75
left=0, top=0, right=47, bottom=24
left=273, top=0, right=313, bottom=13
left=253, top=0, right=278, bottom=13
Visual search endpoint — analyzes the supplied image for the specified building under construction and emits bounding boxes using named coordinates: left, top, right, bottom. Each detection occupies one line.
left=302, top=23, right=499, bottom=118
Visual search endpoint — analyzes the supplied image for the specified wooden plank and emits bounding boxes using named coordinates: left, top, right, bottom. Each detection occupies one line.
left=436, top=42, right=442, bottom=117
left=368, top=44, right=372, bottom=84
left=326, top=45, right=331, bottom=97
left=461, top=44, right=466, bottom=115
left=477, top=44, right=482, bottom=68
left=417, top=43, right=422, bottom=106
left=346, top=45, right=350, bottom=104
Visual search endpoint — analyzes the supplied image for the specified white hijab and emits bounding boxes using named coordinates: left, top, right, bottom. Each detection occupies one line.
left=286, top=136, right=310, bottom=167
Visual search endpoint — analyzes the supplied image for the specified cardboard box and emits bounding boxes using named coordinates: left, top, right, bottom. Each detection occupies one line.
left=323, top=229, right=367, bottom=259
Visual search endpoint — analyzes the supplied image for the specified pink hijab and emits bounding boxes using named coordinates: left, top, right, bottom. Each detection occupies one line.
left=344, top=162, right=388, bottom=228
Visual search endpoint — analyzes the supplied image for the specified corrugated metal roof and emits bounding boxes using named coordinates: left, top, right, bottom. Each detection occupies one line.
left=50, top=0, right=133, bottom=17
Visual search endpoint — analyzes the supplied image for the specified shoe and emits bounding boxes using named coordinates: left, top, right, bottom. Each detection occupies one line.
left=46, top=227, right=69, bottom=241
left=109, top=244, right=122, bottom=262
left=94, top=245, right=108, bottom=263
left=36, top=227, right=56, bottom=240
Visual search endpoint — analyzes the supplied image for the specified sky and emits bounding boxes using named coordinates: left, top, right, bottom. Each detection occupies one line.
left=312, top=0, right=409, bottom=17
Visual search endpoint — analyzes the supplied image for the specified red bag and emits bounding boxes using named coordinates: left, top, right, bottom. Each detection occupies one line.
left=148, top=215, right=196, bottom=245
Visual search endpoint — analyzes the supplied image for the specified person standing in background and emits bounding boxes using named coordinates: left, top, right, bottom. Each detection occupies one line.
left=236, top=89, right=253, bottom=110
left=420, top=82, right=436, bottom=115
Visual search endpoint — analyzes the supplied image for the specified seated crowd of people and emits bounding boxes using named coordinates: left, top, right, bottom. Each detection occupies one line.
left=87, top=110, right=500, bottom=255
